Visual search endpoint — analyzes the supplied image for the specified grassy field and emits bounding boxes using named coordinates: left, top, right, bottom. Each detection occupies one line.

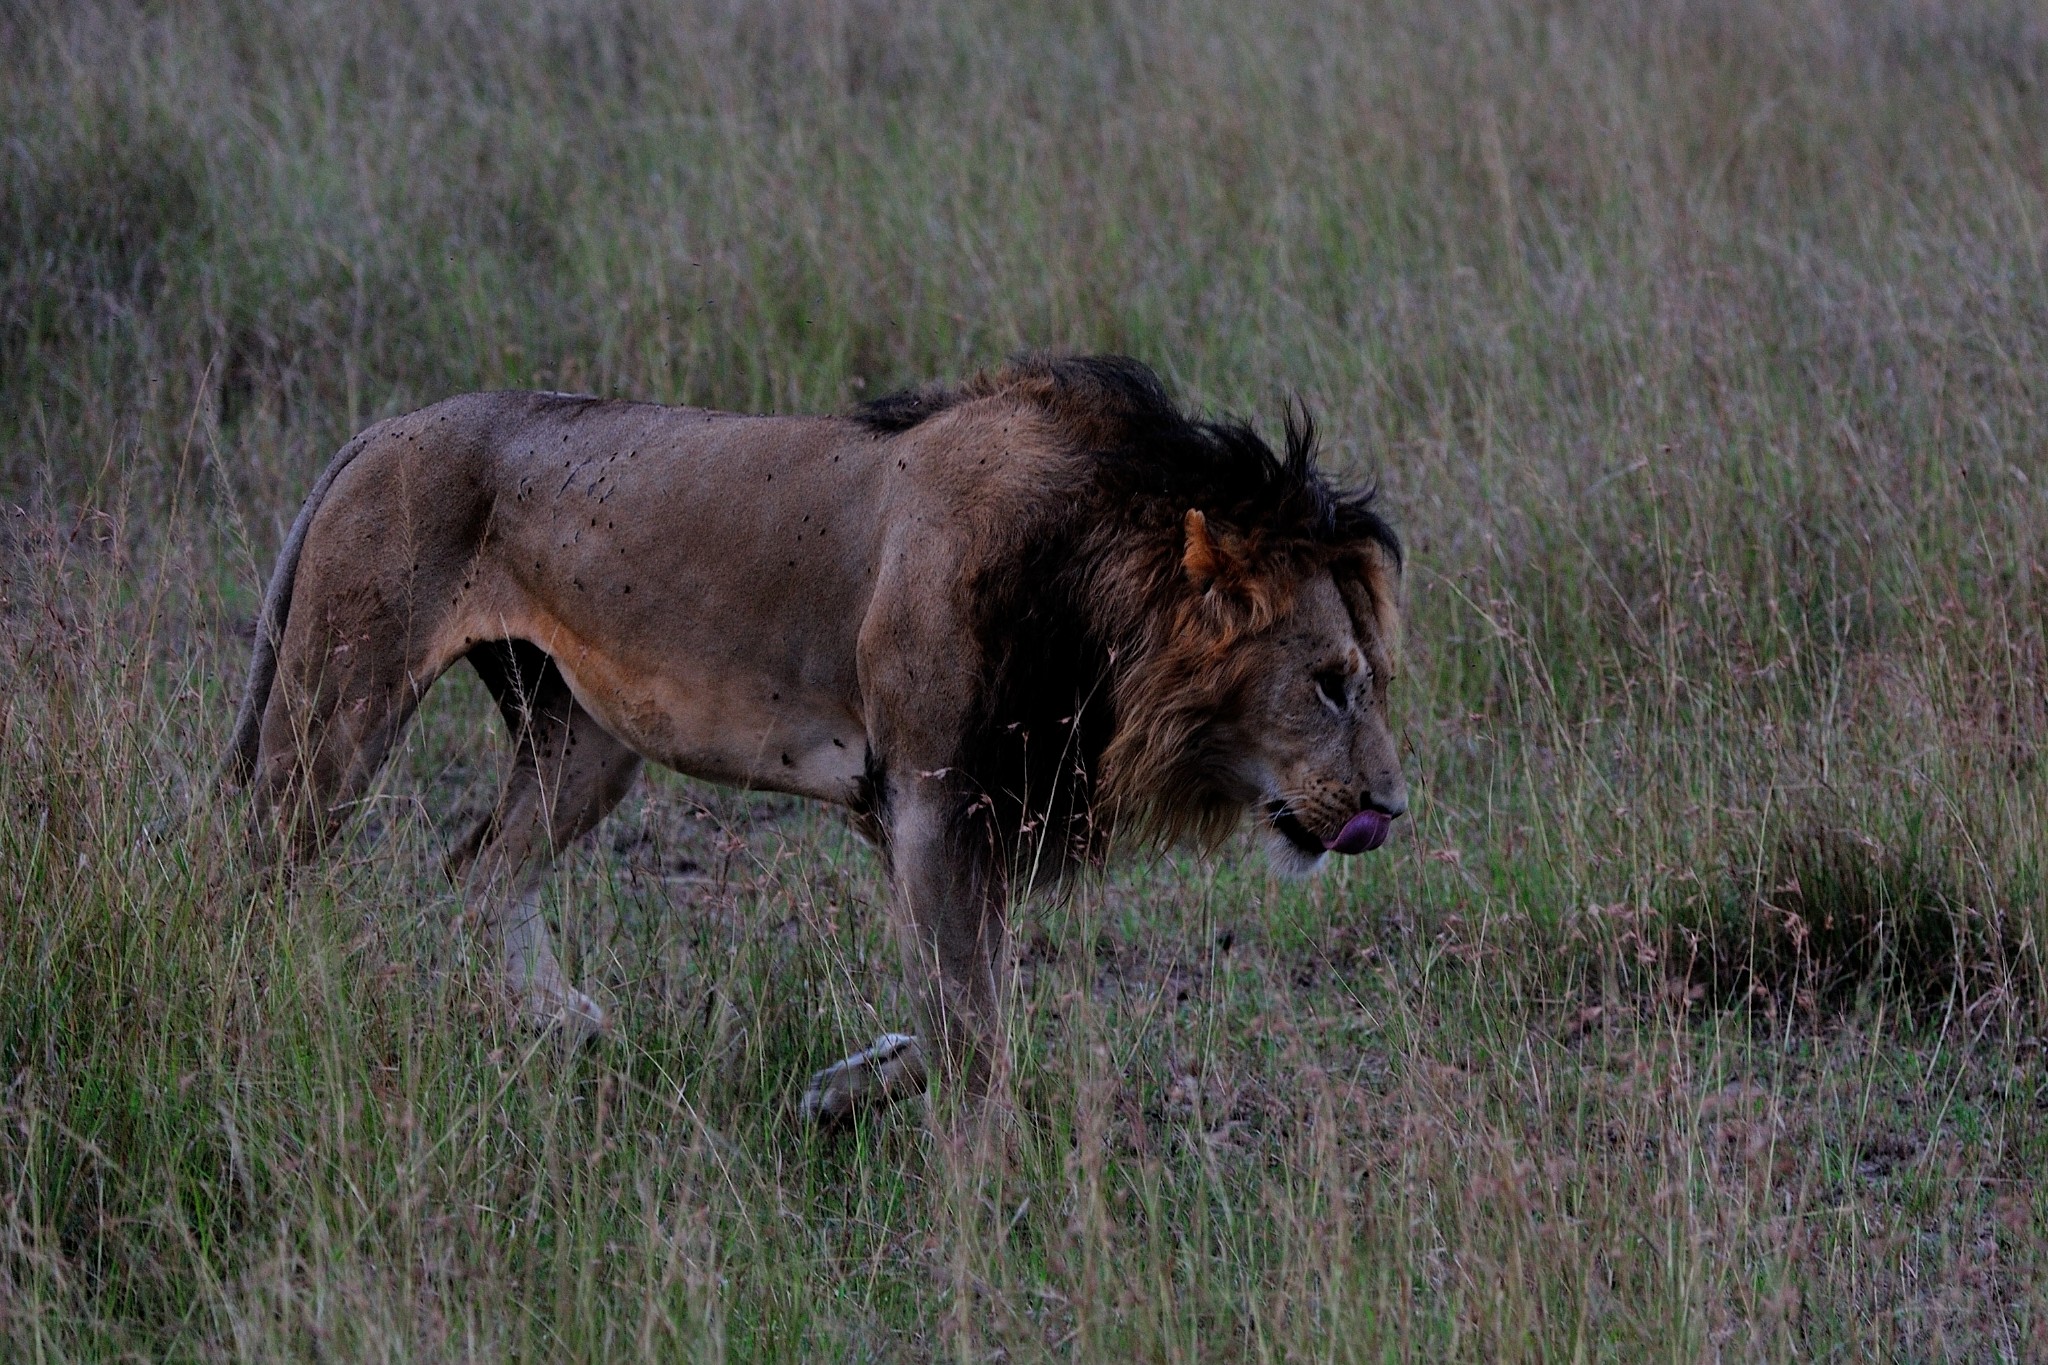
left=5, top=0, right=2047, bottom=1356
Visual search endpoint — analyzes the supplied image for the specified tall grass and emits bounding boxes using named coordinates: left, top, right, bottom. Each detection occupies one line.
left=3, top=0, right=2045, bottom=1356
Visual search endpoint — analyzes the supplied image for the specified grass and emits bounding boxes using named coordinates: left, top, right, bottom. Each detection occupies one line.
left=3, top=0, right=2047, bottom=1356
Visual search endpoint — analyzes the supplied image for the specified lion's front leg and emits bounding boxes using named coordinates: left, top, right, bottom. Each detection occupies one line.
left=802, top=787, right=1007, bottom=1125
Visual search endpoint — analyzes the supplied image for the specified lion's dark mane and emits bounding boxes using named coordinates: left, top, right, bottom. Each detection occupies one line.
left=855, top=354, right=1400, bottom=556
left=852, top=353, right=1402, bottom=881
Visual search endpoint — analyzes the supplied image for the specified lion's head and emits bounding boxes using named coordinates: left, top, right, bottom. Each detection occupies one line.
left=1097, top=499, right=1406, bottom=873
left=1196, top=523, right=1406, bottom=874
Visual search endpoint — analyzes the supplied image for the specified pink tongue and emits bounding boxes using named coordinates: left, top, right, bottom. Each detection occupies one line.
left=1325, top=810, right=1393, bottom=854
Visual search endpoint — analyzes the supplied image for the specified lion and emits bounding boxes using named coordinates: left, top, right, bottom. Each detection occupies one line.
left=223, top=354, right=1407, bottom=1123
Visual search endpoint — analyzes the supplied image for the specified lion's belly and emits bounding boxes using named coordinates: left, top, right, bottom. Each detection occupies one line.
left=512, top=607, right=871, bottom=803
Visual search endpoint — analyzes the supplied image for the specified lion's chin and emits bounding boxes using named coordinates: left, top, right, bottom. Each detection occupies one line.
left=1260, top=819, right=1330, bottom=879
left=1260, top=800, right=1334, bottom=877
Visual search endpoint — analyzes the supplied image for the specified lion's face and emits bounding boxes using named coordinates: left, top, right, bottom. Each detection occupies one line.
left=1216, top=568, right=1407, bottom=875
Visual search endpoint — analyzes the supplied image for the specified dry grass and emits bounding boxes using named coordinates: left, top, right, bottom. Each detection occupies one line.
left=3, top=0, right=2046, bottom=1357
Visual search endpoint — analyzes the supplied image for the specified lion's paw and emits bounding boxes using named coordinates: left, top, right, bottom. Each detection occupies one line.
left=800, top=1032, right=925, bottom=1127
left=518, top=982, right=609, bottom=1045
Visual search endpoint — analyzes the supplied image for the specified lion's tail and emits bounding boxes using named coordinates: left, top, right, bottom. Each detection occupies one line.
left=220, top=435, right=372, bottom=787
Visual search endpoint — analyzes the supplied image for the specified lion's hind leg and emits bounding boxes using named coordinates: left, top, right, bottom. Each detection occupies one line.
left=250, top=575, right=452, bottom=859
left=460, top=640, right=642, bottom=1038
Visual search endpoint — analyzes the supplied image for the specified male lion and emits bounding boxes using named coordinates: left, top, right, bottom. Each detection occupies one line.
left=224, top=355, right=1407, bottom=1122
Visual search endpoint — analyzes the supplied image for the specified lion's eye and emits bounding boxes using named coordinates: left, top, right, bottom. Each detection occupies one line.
left=1313, top=669, right=1349, bottom=712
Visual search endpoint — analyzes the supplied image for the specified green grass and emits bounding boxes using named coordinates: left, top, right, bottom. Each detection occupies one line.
left=4, top=0, right=2047, bottom=1356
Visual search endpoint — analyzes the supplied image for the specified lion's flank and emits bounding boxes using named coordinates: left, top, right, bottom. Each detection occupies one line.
left=857, top=353, right=1402, bottom=868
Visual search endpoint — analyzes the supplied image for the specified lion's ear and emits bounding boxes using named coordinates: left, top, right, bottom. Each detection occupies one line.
left=1182, top=509, right=1220, bottom=589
